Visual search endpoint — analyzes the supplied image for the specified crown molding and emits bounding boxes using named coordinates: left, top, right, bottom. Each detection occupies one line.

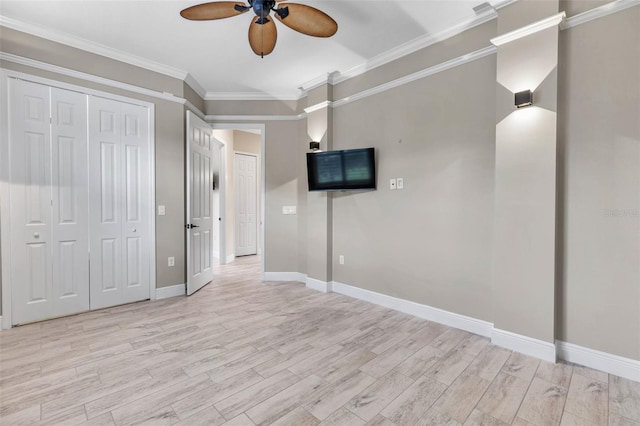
left=204, top=114, right=306, bottom=122
left=184, top=73, right=207, bottom=99
left=203, top=91, right=301, bottom=101
left=560, top=0, right=640, bottom=30
left=331, top=9, right=498, bottom=86
left=332, top=46, right=496, bottom=109
left=0, top=15, right=190, bottom=81
left=299, top=71, right=341, bottom=94
left=490, top=0, right=521, bottom=10
left=490, top=12, right=566, bottom=46
left=304, top=101, right=333, bottom=114
left=0, top=52, right=187, bottom=105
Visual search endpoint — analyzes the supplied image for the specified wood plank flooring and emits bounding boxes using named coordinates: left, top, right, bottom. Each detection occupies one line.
left=1, top=255, right=638, bottom=425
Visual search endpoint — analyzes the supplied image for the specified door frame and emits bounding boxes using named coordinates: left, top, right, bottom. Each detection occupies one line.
left=213, top=138, right=227, bottom=265
left=0, top=70, right=157, bottom=329
left=211, top=123, right=266, bottom=280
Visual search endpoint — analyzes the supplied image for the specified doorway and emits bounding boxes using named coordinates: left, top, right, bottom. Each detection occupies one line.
left=212, top=124, right=265, bottom=280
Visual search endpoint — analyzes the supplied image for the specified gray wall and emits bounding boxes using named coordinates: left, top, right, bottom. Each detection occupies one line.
left=331, top=56, right=497, bottom=322
left=262, top=120, right=307, bottom=273
left=557, top=7, right=640, bottom=360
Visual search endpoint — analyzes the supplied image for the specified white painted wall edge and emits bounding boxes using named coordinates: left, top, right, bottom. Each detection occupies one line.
left=226, top=254, right=236, bottom=264
left=306, top=277, right=332, bottom=293
left=331, top=281, right=493, bottom=338
left=492, top=328, right=557, bottom=363
left=155, top=283, right=186, bottom=300
left=275, top=273, right=639, bottom=382
left=557, top=341, right=640, bottom=382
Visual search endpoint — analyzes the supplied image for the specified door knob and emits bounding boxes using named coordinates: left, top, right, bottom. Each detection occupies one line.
left=132, top=228, right=137, bottom=233
left=33, top=232, right=40, bottom=239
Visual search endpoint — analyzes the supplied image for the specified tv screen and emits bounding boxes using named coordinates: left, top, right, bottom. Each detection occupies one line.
left=307, top=148, right=376, bottom=191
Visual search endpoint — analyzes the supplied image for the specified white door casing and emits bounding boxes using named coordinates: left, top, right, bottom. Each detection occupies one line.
left=186, top=111, right=214, bottom=295
left=234, top=153, right=257, bottom=257
left=89, top=96, right=151, bottom=309
left=9, top=80, right=90, bottom=325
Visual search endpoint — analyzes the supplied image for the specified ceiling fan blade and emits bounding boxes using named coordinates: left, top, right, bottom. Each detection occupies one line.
left=274, top=3, right=337, bottom=37
left=248, top=17, right=277, bottom=57
left=180, top=2, right=249, bottom=20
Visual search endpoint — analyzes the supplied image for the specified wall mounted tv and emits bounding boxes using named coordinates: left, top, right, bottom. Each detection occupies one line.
left=307, top=147, right=376, bottom=192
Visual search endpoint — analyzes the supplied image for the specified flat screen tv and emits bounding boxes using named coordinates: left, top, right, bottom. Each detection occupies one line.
left=307, top=147, right=376, bottom=192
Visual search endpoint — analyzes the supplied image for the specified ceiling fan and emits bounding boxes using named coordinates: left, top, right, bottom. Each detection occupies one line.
left=180, top=0, right=338, bottom=57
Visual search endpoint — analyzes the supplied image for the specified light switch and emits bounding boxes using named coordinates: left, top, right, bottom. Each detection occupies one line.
left=282, top=206, right=297, bottom=215
left=397, top=178, right=404, bottom=189
left=390, top=179, right=397, bottom=190
left=158, top=205, right=166, bottom=216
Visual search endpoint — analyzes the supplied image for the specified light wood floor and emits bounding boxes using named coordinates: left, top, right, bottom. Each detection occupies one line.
left=1, top=256, right=638, bottom=426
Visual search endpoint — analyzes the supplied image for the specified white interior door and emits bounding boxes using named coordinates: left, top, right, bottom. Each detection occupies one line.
left=186, top=111, right=214, bottom=295
left=235, top=153, right=257, bottom=256
left=89, top=96, right=150, bottom=309
left=50, top=87, right=90, bottom=317
left=9, top=79, right=90, bottom=325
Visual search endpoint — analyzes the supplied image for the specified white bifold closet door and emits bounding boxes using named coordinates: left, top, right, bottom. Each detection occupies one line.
left=9, top=80, right=90, bottom=325
left=89, top=96, right=151, bottom=309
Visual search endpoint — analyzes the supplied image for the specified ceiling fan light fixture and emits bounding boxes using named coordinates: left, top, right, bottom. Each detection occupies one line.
left=180, top=0, right=337, bottom=56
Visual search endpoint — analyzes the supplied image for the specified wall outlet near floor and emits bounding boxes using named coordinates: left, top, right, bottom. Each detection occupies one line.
left=390, top=178, right=397, bottom=190
left=339, top=255, right=345, bottom=265
left=396, top=178, right=404, bottom=189
left=168, top=257, right=175, bottom=267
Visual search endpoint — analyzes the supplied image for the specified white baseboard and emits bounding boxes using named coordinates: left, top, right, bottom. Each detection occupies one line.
left=331, top=281, right=493, bottom=338
left=264, top=272, right=306, bottom=283
left=306, top=277, right=332, bottom=293
left=226, top=254, right=235, bottom=264
left=557, top=341, right=640, bottom=382
left=155, top=283, right=186, bottom=300
left=259, top=274, right=639, bottom=382
left=492, top=328, right=557, bottom=363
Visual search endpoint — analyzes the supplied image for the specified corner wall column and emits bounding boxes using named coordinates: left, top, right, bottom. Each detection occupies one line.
left=305, top=84, right=334, bottom=291
left=490, top=1, right=564, bottom=362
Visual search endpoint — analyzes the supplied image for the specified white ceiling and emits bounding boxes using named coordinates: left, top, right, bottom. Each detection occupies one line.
left=0, top=0, right=500, bottom=99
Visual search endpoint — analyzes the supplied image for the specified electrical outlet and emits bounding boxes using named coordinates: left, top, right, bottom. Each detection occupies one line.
left=339, top=255, right=344, bottom=265
left=158, top=205, right=166, bottom=216
left=397, top=178, right=404, bottom=189
left=390, top=178, right=397, bottom=190
left=168, top=257, right=175, bottom=267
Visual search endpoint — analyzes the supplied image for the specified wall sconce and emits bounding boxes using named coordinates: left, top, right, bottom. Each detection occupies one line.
left=309, top=141, right=320, bottom=152
left=515, top=90, right=533, bottom=108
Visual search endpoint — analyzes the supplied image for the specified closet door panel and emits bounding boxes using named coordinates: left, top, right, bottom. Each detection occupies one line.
left=89, top=97, right=124, bottom=309
left=9, top=79, right=54, bottom=324
left=51, top=87, right=90, bottom=316
left=89, top=97, right=150, bottom=309
left=121, top=103, right=150, bottom=303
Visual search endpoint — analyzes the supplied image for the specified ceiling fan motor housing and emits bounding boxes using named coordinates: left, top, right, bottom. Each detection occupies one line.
left=252, top=0, right=276, bottom=24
